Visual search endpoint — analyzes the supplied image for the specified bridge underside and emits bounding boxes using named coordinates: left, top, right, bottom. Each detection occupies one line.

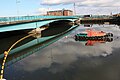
left=0, top=19, right=76, bottom=38
left=0, top=19, right=76, bottom=32
left=0, top=19, right=78, bottom=58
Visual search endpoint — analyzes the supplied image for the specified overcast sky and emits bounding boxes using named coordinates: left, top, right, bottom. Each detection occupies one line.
left=0, top=0, right=120, bottom=16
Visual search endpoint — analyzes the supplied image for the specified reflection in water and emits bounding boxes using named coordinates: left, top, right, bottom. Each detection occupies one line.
left=1, top=24, right=120, bottom=80
left=75, top=38, right=113, bottom=46
left=84, top=24, right=93, bottom=27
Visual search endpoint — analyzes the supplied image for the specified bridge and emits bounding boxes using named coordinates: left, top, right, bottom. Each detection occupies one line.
left=0, top=15, right=79, bottom=79
left=0, top=15, right=79, bottom=33
left=0, top=14, right=112, bottom=33
left=0, top=14, right=114, bottom=80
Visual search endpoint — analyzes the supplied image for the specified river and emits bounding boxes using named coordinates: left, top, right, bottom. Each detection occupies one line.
left=1, top=24, right=120, bottom=80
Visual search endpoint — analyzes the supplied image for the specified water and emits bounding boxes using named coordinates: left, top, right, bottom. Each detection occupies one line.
left=1, top=24, right=120, bottom=80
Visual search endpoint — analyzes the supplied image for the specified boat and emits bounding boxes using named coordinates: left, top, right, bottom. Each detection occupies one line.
left=75, top=29, right=113, bottom=40
left=75, top=38, right=113, bottom=46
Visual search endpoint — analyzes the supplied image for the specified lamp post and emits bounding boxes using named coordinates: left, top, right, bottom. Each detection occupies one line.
left=47, top=0, right=50, bottom=15
left=16, top=0, right=20, bottom=16
left=74, top=3, right=76, bottom=15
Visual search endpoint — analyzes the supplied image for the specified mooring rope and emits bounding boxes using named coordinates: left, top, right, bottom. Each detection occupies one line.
left=0, top=33, right=35, bottom=80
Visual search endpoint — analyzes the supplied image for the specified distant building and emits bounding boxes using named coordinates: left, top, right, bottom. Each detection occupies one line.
left=83, top=15, right=91, bottom=18
left=113, top=13, right=120, bottom=17
left=47, top=9, right=73, bottom=16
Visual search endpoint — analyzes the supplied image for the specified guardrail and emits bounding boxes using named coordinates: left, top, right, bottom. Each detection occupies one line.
left=0, top=15, right=78, bottom=23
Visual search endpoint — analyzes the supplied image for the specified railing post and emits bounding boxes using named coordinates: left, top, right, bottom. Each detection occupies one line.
left=9, top=17, right=11, bottom=23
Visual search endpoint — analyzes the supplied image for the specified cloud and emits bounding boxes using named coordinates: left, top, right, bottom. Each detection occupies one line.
left=39, top=0, right=120, bottom=15
left=37, top=8, right=48, bottom=15
left=41, top=0, right=80, bottom=5
left=41, top=0, right=120, bottom=7
left=76, top=0, right=114, bottom=7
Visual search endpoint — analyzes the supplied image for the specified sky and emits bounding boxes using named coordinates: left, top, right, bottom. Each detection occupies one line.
left=0, top=0, right=120, bottom=17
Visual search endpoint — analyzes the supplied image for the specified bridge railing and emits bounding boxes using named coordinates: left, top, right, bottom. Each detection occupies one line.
left=0, top=15, right=112, bottom=24
left=75, top=15, right=112, bottom=18
left=0, top=15, right=78, bottom=24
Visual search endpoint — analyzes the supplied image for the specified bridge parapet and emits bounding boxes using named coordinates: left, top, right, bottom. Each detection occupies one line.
left=0, top=15, right=78, bottom=24
left=0, top=15, right=112, bottom=23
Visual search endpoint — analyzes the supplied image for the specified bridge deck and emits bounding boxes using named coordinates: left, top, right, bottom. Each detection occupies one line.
left=0, top=15, right=78, bottom=30
left=0, top=15, right=77, bottom=23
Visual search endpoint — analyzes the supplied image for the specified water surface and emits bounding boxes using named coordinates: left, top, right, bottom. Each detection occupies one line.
left=2, top=24, right=120, bottom=80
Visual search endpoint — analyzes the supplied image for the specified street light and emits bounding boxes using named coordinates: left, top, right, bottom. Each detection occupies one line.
left=74, top=3, right=76, bottom=15
left=16, top=0, right=20, bottom=16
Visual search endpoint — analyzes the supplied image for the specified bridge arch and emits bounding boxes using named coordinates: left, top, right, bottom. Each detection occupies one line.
left=0, top=19, right=75, bottom=33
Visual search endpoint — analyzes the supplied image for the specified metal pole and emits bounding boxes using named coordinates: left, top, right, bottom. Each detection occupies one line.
left=16, top=0, right=21, bottom=21
left=16, top=0, right=19, bottom=16
left=74, top=3, right=76, bottom=15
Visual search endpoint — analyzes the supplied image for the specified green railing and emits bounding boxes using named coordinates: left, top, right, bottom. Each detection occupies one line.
left=0, top=15, right=78, bottom=23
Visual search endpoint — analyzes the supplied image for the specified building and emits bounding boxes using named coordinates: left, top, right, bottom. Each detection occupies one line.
left=47, top=9, right=73, bottom=16
left=113, top=13, right=120, bottom=17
